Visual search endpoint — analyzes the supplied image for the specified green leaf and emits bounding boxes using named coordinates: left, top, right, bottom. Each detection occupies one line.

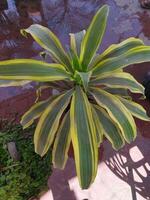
left=0, top=59, right=70, bottom=82
left=21, top=24, right=73, bottom=72
left=76, top=71, right=92, bottom=91
left=68, top=48, right=80, bottom=71
left=35, top=86, right=43, bottom=103
left=70, top=86, right=98, bottom=189
left=92, top=46, right=150, bottom=76
left=91, top=106, right=103, bottom=147
left=91, top=72, right=144, bottom=94
left=91, top=87, right=136, bottom=143
left=34, top=89, right=73, bottom=156
left=52, top=111, right=71, bottom=169
left=90, top=37, right=144, bottom=68
left=70, top=30, right=86, bottom=57
left=48, top=80, right=73, bottom=91
left=80, top=5, right=109, bottom=70
left=117, top=96, right=150, bottom=121
left=0, top=80, right=30, bottom=87
left=69, top=30, right=86, bottom=71
left=94, top=105, right=125, bottom=150
left=103, top=87, right=130, bottom=98
left=21, top=97, right=53, bottom=129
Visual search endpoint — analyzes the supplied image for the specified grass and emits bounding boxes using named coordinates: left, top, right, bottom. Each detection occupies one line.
left=0, top=121, right=52, bottom=200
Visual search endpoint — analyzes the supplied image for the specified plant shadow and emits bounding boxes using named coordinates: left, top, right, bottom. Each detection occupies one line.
left=47, top=157, right=77, bottom=200
left=47, top=146, right=103, bottom=200
left=104, top=133, right=150, bottom=200
left=47, top=134, right=150, bottom=200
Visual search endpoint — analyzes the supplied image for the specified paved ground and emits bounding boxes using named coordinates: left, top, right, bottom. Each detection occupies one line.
left=1, top=0, right=150, bottom=200
left=40, top=132, right=150, bottom=200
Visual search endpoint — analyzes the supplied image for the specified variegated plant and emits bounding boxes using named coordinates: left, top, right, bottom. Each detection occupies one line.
left=0, top=5, right=150, bottom=189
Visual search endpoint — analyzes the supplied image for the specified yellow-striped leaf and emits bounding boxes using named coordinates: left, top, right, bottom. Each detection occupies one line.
left=80, top=5, right=109, bottom=70
left=0, top=80, right=30, bottom=87
left=93, top=46, right=150, bottom=76
left=91, top=106, right=103, bottom=147
left=90, top=37, right=144, bottom=68
left=68, top=49, right=80, bottom=71
left=76, top=71, right=92, bottom=91
left=21, top=97, right=53, bottom=129
left=21, top=24, right=73, bottom=72
left=34, top=89, right=73, bottom=156
left=117, top=96, right=150, bottom=121
left=103, top=87, right=130, bottom=98
left=94, top=105, right=125, bottom=150
left=0, top=59, right=70, bottom=82
left=52, top=111, right=71, bottom=169
left=70, top=86, right=98, bottom=189
left=70, top=30, right=86, bottom=57
left=91, top=88, right=137, bottom=143
left=91, top=72, right=144, bottom=94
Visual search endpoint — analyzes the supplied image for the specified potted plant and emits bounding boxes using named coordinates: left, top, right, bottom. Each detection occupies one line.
left=0, top=5, right=150, bottom=189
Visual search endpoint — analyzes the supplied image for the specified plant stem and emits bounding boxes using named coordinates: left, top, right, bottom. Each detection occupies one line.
left=1, top=163, right=20, bottom=171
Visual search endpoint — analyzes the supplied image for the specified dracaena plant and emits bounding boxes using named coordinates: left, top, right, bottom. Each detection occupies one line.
left=0, top=5, right=150, bottom=189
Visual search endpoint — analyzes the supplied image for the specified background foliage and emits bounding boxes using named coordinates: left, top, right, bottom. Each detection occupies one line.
left=0, top=123, right=51, bottom=200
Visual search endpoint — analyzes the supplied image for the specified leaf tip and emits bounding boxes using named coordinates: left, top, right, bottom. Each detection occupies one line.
left=20, top=29, right=28, bottom=38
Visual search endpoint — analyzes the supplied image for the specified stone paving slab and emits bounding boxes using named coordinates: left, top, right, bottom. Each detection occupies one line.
left=40, top=133, right=150, bottom=200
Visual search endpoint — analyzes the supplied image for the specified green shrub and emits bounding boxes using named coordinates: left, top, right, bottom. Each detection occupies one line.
left=0, top=124, right=51, bottom=200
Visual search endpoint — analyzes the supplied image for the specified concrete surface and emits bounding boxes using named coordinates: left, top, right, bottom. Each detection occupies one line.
left=40, top=132, right=150, bottom=200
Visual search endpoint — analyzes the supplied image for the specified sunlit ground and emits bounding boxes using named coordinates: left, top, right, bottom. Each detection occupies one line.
left=40, top=135, right=150, bottom=200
